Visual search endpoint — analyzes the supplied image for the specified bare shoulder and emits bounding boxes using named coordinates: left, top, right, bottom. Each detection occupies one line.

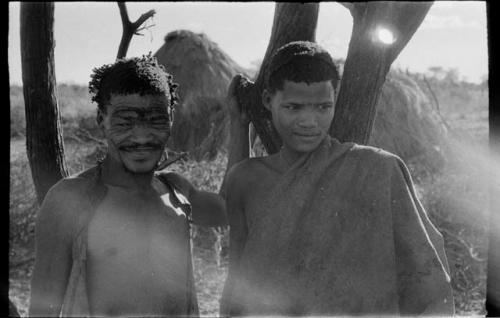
left=37, top=167, right=98, bottom=234
left=224, top=156, right=276, bottom=204
left=226, top=157, right=270, bottom=189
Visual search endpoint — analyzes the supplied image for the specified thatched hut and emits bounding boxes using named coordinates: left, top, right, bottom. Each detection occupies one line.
left=154, top=30, right=249, bottom=160
left=369, top=70, right=451, bottom=171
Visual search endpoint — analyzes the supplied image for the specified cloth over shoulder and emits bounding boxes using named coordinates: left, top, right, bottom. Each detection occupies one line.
left=226, top=136, right=454, bottom=316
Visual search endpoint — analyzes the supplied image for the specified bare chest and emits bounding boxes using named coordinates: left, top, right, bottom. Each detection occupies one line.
left=87, top=186, right=188, bottom=257
left=86, top=185, right=191, bottom=315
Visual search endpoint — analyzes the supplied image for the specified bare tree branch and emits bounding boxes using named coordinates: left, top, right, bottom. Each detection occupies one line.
left=330, top=2, right=433, bottom=144
left=136, top=23, right=156, bottom=34
left=117, top=2, right=130, bottom=28
left=116, top=2, right=156, bottom=60
left=131, top=9, right=156, bottom=29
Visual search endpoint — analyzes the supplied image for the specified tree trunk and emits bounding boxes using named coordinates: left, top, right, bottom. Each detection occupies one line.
left=9, top=299, right=20, bottom=317
left=330, top=2, right=432, bottom=144
left=486, top=2, right=500, bottom=316
left=235, top=2, right=431, bottom=153
left=21, top=2, right=68, bottom=204
left=234, top=3, right=319, bottom=154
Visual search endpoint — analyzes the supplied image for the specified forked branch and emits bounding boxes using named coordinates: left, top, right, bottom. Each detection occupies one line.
left=116, top=2, right=156, bottom=60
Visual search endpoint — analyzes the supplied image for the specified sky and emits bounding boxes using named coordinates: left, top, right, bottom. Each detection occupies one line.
left=8, top=1, right=488, bottom=85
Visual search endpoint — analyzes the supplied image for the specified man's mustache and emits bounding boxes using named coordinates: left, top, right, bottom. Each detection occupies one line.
left=118, top=142, right=163, bottom=151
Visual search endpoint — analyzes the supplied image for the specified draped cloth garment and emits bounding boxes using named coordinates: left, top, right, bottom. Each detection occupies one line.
left=227, top=137, right=453, bottom=316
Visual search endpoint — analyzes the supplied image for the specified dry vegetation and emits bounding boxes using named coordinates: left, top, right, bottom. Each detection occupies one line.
left=9, top=68, right=489, bottom=316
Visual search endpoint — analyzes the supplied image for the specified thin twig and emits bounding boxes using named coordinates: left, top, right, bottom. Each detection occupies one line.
left=131, top=9, right=156, bottom=29
left=156, top=151, right=188, bottom=171
left=423, top=76, right=441, bottom=113
left=440, top=227, right=487, bottom=262
left=76, top=128, right=106, bottom=146
left=65, top=134, right=84, bottom=144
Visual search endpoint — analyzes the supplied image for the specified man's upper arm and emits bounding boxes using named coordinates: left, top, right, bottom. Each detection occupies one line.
left=219, top=163, right=249, bottom=315
left=224, top=163, right=248, bottom=254
left=29, top=180, right=79, bottom=317
left=164, top=172, right=227, bottom=227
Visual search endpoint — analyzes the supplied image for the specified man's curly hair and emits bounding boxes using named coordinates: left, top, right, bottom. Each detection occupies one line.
left=266, top=41, right=340, bottom=94
left=88, top=53, right=179, bottom=118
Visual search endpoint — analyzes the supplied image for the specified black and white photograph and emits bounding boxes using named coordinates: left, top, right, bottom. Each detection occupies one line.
left=8, top=2, right=499, bottom=317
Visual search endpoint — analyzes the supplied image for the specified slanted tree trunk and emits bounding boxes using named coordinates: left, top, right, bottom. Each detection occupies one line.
left=21, top=2, right=68, bottom=204
left=233, top=3, right=319, bottom=154
left=330, top=2, right=432, bottom=144
left=486, top=2, right=500, bottom=316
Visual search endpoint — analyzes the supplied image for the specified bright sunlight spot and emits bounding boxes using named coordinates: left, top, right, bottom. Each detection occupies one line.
left=376, top=27, right=396, bottom=45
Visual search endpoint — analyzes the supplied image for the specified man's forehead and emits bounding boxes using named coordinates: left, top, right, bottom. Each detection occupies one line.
left=111, top=106, right=168, bottom=117
left=107, top=93, right=169, bottom=112
left=278, top=80, right=335, bottom=101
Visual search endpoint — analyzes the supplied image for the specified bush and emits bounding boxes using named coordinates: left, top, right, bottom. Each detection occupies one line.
left=9, top=84, right=98, bottom=139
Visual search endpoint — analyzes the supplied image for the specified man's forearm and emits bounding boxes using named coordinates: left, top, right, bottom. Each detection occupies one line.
left=227, top=120, right=249, bottom=170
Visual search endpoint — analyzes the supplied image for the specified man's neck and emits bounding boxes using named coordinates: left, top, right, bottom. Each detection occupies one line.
left=100, top=156, right=155, bottom=192
left=280, top=146, right=307, bottom=167
left=280, top=137, right=330, bottom=167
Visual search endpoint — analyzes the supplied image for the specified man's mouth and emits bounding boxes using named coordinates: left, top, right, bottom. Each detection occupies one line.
left=119, top=144, right=162, bottom=153
left=294, top=132, right=321, bottom=139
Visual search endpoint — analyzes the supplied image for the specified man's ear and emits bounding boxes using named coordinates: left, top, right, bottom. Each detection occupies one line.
left=96, top=109, right=106, bottom=131
left=262, top=89, right=273, bottom=111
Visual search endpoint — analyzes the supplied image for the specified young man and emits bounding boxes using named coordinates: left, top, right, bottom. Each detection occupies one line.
left=220, top=41, right=454, bottom=316
left=28, top=55, right=226, bottom=317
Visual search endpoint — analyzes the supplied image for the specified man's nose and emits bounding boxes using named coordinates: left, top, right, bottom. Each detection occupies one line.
left=129, top=125, right=155, bottom=142
left=296, top=110, right=318, bottom=128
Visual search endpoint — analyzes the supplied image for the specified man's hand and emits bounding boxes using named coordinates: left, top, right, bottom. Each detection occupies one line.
left=227, top=74, right=251, bottom=127
left=163, top=172, right=227, bottom=227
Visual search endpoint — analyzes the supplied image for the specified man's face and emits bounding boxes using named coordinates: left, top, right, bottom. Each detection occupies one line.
left=98, top=93, right=170, bottom=174
left=263, top=80, right=335, bottom=154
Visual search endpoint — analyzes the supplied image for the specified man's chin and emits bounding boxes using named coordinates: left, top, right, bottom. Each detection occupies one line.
left=293, top=141, right=323, bottom=153
left=119, top=150, right=163, bottom=173
left=122, top=159, right=159, bottom=174
left=124, top=166, right=157, bottom=174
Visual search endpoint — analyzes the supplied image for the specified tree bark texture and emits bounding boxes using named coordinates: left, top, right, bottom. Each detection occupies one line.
left=233, top=3, right=319, bottom=154
left=330, top=2, right=432, bottom=144
left=21, top=2, right=68, bottom=204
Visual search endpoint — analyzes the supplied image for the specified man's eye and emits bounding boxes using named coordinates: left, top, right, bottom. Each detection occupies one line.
left=116, top=122, right=133, bottom=127
left=318, top=104, right=333, bottom=111
left=284, top=105, right=299, bottom=111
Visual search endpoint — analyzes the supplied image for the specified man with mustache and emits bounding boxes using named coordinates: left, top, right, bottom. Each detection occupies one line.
left=220, top=41, right=454, bottom=316
left=29, top=54, right=226, bottom=317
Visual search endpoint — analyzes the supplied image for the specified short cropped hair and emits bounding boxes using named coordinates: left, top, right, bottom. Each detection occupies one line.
left=88, top=53, right=179, bottom=116
left=265, top=41, right=340, bottom=94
